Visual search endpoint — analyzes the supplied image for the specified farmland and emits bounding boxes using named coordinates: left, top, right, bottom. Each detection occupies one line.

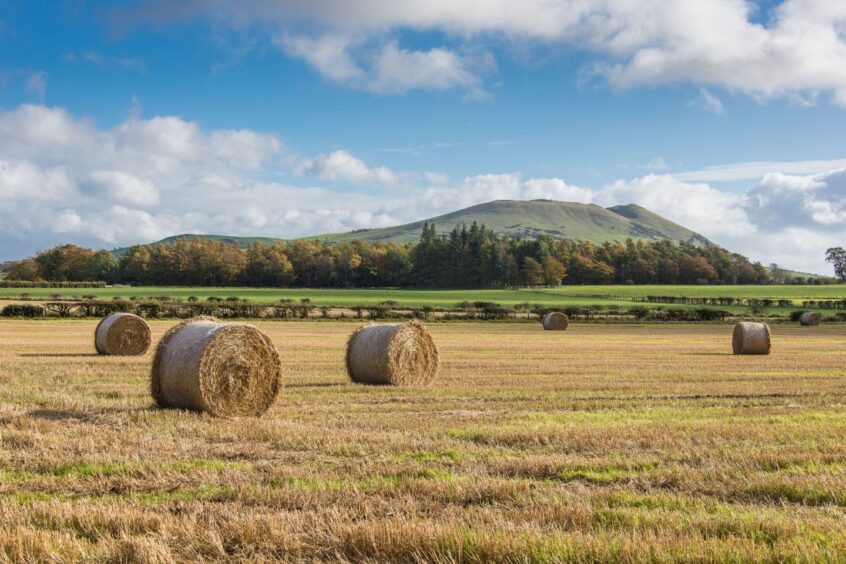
left=1, top=284, right=845, bottom=310
left=1, top=319, right=845, bottom=560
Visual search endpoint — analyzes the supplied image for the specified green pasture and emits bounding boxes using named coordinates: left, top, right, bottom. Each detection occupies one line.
left=1, top=285, right=843, bottom=313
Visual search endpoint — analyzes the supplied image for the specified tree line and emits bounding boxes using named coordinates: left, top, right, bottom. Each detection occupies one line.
left=0, top=222, right=819, bottom=287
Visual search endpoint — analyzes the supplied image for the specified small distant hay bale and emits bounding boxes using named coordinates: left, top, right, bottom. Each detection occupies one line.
left=543, top=312, right=569, bottom=331
left=94, top=313, right=151, bottom=356
left=799, top=312, right=821, bottom=326
left=732, top=322, right=772, bottom=355
left=346, top=320, right=439, bottom=386
left=151, top=316, right=282, bottom=417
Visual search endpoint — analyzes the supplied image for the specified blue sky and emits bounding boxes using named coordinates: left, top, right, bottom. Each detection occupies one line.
left=1, top=1, right=845, bottom=273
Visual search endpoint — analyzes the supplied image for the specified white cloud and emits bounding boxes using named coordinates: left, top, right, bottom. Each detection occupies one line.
left=416, top=173, right=593, bottom=216
left=63, top=51, right=147, bottom=72
left=114, top=0, right=846, bottom=105
left=277, top=33, right=490, bottom=96
left=590, top=170, right=846, bottom=273
left=368, top=42, right=490, bottom=96
left=277, top=34, right=365, bottom=83
left=0, top=159, right=75, bottom=201
left=25, top=71, right=47, bottom=102
left=88, top=170, right=159, bottom=207
left=296, top=149, right=398, bottom=185
left=746, top=169, right=846, bottom=229
left=596, top=174, right=752, bottom=239
left=1, top=103, right=844, bottom=274
left=675, top=158, right=846, bottom=182
left=642, top=157, right=669, bottom=172
left=689, top=88, right=725, bottom=115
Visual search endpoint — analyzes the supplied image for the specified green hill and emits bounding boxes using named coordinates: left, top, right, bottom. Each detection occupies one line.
left=315, top=200, right=710, bottom=245
left=117, top=200, right=712, bottom=255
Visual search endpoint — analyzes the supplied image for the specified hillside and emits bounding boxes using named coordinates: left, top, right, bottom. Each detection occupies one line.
left=115, top=200, right=713, bottom=256
left=106, top=200, right=835, bottom=277
left=315, top=200, right=711, bottom=245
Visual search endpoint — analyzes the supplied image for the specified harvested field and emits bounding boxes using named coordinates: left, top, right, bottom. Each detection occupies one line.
left=1, top=319, right=845, bottom=561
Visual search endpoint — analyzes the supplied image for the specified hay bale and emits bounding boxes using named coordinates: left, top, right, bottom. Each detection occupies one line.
left=732, top=322, right=772, bottom=355
left=542, top=311, right=569, bottom=331
left=95, top=313, right=151, bottom=356
left=151, top=316, right=282, bottom=417
left=346, top=320, right=439, bottom=386
left=799, top=312, right=821, bottom=326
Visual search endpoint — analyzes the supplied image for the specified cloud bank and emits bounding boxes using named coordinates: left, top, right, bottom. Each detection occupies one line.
left=0, top=104, right=843, bottom=274
left=110, top=0, right=846, bottom=105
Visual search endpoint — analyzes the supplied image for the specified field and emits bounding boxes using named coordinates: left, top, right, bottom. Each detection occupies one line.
left=2, top=284, right=845, bottom=310
left=1, top=319, right=845, bottom=561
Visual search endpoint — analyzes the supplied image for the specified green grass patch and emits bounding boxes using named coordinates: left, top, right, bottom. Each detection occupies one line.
left=391, top=448, right=464, bottom=464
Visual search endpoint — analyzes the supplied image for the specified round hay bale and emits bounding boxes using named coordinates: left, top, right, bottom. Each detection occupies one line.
left=151, top=316, right=282, bottom=417
left=95, top=313, right=151, bottom=356
left=542, top=311, right=569, bottom=331
left=799, top=312, right=821, bottom=326
left=346, top=320, right=439, bottom=386
left=732, top=322, right=772, bottom=355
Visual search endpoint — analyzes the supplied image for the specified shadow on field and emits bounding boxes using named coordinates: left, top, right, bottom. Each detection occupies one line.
left=679, top=352, right=733, bottom=356
left=27, top=406, right=155, bottom=421
left=26, top=409, right=95, bottom=422
left=284, top=381, right=348, bottom=389
left=18, top=353, right=100, bottom=358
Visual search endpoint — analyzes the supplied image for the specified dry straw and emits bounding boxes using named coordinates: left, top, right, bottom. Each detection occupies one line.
left=151, top=316, right=282, bottom=417
left=95, top=313, right=151, bottom=356
left=543, top=311, right=569, bottom=331
left=799, top=312, right=821, bottom=326
left=732, top=322, right=772, bottom=355
left=346, top=320, right=439, bottom=386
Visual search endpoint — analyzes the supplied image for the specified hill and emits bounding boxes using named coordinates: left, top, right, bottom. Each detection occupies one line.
left=314, top=200, right=711, bottom=245
left=115, top=200, right=713, bottom=257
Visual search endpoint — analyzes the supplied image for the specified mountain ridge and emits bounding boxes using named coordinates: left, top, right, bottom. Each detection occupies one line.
left=113, top=200, right=714, bottom=260
left=310, top=200, right=711, bottom=246
left=119, top=200, right=710, bottom=254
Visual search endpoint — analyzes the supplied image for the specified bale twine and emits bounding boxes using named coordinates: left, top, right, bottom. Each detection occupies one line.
left=732, top=322, right=772, bottom=355
left=151, top=316, right=282, bottom=417
left=95, top=313, right=151, bottom=356
left=346, top=320, right=439, bottom=386
left=799, top=312, right=821, bottom=326
left=542, top=311, right=569, bottom=331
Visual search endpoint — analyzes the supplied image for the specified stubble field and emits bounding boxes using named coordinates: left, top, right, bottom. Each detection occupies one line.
left=1, top=319, right=845, bottom=561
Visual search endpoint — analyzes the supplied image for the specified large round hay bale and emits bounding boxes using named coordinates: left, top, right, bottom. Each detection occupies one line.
left=732, top=322, right=772, bottom=355
left=799, top=312, right=821, bottom=326
left=346, top=320, right=439, bottom=386
left=95, top=313, right=151, bottom=356
left=542, top=311, right=569, bottom=331
left=151, top=316, right=282, bottom=417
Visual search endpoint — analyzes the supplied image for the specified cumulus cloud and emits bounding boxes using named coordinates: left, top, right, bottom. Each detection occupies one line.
left=296, top=149, right=398, bottom=185
left=596, top=174, right=753, bottom=239
left=590, top=171, right=846, bottom=273
left=747, top=169, right=846, bottom=229
left=277, top=33, right=491, bottom=96
left=1, top=103, right=844, bottom=274
left=111, top=0, right=846, bottom=105
left=415, top=174, right=593, bottom=215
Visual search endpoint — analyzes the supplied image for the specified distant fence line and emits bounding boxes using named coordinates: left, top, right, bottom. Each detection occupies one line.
left=549, top=293, right=846, bottom=310
left=0, top=299, right=756, bottom=323
left=0, top=281, right=107, bottom=288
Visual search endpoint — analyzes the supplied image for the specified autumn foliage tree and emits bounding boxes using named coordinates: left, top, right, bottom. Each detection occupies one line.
left=5, top=223, right=782, bottom=288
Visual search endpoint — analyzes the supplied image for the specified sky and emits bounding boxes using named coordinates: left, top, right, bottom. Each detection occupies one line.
left=0, top=0, right=845, bottom=274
